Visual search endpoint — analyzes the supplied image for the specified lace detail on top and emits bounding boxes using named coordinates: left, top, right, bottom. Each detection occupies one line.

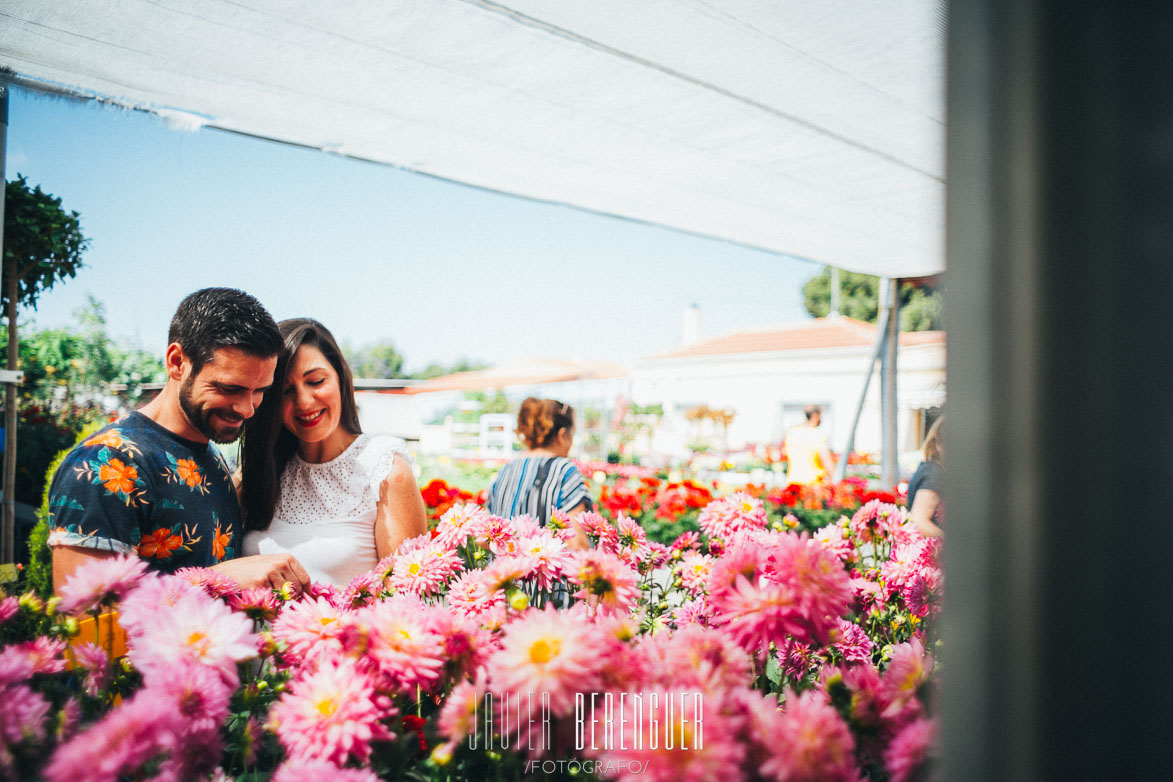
left=273, top=434, right=406, bottom=525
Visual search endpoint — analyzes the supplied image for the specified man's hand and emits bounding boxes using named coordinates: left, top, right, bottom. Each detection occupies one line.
left=211, top=553, right=312, bottom=591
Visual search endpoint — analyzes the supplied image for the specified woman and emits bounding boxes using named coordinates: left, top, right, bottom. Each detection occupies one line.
left=907, top=415, right=944, bottom=538
left=486, top=397, right=592, bottom=549
left=240, top=319, right=427, bottom=587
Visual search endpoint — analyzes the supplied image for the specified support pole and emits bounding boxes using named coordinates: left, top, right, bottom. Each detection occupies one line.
left=0, top=83, right=13, bottom=568
left=832, top=281, right=890, bottom=483
left=880, top=277, right=900, bottom=487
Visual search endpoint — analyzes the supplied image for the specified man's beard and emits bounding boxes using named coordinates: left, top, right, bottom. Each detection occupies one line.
left=178, top=375, right=245, bottom=444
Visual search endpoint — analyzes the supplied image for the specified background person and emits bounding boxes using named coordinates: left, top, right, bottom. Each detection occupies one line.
left=486, top=397, right=592, bottom=549
left=783, top=404, right=835, bottom=485
left=907, top=415, right=945, bottom=538
left=46, top=288, right=312, bottom=593
left=240, top=318, right=427, bottom=588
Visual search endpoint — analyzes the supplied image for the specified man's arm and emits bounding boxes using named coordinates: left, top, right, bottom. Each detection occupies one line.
left=52, top=546, right=121, bottom=594
left=210, top=554, right=312, bottom=591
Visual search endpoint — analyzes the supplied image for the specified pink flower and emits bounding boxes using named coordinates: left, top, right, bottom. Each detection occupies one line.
left=341, top=571, right=384, bottom=608
left=587, top=688, right=745, bottom=782
left=637, top=625, right=752, bottom=695
left=389, top=540, right=463, bottom=596
left=15, top=636, right=67, bottom=674
left=70, top=641, right=111, bottom=696
left=903, top=570, right=943, bottom=618
left=436, top=673, right=487, bottom=746
left=672, top=598, right=716, bottom=628
left=850, top=500, right=904, bottom=544
left=884, top=716, right=938, bottom=782
left=270, top=656, right=396, bottom=766
left=814, top=521, right=859, bottom=566
left=165, top=662, right=234, bottom=736
left=514, top=529, right=569, bottom=591
left=677, top=551, right=714, bottom=595
left=43, top=689, right=185, bottom=782
left=302, top=580, right=342, bottom=607
left=228, top=588, right=282, bottom=622
left=480, top=554, right=541, bottom=592
left=0, top=595, right=19, bottom=625
left=270, top=596, right=346, bottom=670
left=347, top=596, right=447, bottom=695
left=58, top=554, right=149, bottom=614
left=670, top=530, right=702, bottom=553
left=174, top=566, right=242, bottom=599
left=831, top=618, right=874, bottom=665
left=485, top=606, right=606, bottom=716
left=0, top=645, right=34, bottom=687
left=271, top=758, right=381, bottom=782
left=576, top=511, right=618, bottom=549
left=0, top=683, right=50, bottom=746
left=761, top=690, right=861, bottom=782
left=446, top=569, right=507, bottom=622
left=880, top=638, right=933, bottom=725
left=698, top=491, right=768, bottom=541
left=566, top=549, right=640, bottom=618
left=122, top=575, right=259, bottom=685
left=434, top=503, right=491, bottom=547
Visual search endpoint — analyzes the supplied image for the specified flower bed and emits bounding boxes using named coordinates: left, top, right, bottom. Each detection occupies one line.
left=0, top=497, right=939, bottom=781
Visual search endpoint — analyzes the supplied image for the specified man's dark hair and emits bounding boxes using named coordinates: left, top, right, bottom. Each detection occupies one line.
left=804, top=405, right=823, bottom=421
left=168, top=288, right=282, bottom=373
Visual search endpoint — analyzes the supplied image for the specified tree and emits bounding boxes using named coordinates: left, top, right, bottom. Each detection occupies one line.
left=802, top=268, right=944, bottom=331
left=411, top=358, right=488, bottom=380
left=345, top=340, right=405, bottom=379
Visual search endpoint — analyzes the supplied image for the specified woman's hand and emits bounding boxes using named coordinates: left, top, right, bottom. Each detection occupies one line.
left=375, top=455, right=429, bottom=559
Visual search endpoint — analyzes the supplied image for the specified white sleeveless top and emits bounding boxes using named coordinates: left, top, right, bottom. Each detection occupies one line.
left=242, top=434, right=409, bottom=587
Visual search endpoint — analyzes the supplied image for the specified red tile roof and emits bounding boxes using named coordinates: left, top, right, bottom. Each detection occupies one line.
left=406, top=357, right=630, bottom=393
left=647, top=317, right=945, bottom=360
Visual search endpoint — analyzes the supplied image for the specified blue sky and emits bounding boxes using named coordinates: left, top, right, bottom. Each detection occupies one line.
left=6, top=88, right=820, bottom=372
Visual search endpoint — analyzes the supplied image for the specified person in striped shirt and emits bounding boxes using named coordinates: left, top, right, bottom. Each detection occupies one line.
left=486, top=397, right=593, bottom=548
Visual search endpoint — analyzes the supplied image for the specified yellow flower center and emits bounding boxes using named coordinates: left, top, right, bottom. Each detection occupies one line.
left=186, top=631, right=212, bottom=656
left=320, top=617, right=336, bottom=627
left=529, top=637, right=562, bottom=664
left=409, top=563, right=422, bottom=576
left=316, top=696, right=339, bottom=717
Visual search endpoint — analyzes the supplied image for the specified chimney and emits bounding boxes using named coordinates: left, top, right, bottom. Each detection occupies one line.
left=682, top=303, right=701, bottom=345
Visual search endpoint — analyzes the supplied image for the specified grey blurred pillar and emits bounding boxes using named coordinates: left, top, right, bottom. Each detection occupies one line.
left=944, top=1, right=1173, bottom=780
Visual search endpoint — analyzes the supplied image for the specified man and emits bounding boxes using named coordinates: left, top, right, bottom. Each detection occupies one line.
left=47, top=287, right=310, bottom=592
left=783, top=405, right=835, bottom=485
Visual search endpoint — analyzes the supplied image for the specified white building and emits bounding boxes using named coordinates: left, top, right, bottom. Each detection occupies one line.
left=629, top=316, right=945, bottom=461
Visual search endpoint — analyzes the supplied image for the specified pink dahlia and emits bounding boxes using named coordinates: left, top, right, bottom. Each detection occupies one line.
left=434, top=502, right=491, bottom=547
left=672, top=598, right=716, bottom=628
left=123, top=575, right=259, bottom=685
left=884, top=716, right=938, bottom=782
left=174, top=566, right=242, bottom=599
left=698, top=491, right=768, bottom=541
left=340, top=571, right=384, bottom=608
left=904, top=570, right=943, bottom=618
left=58, top=554, right=149, bottom=614
left=116, top=572, right=199, bottom=634
left=831, top=618, right=874, bottom=665
left=670, top=530, right=702, bottom=553
left=566, top=549, right=640, bottom=618
left=271, top=656, right=395, bottom=766
left=15, top=636, right=67, bottom=674
left=576, top=511, right=619, bottom=549
left=880, top=638, right=933, bottom=725
left=0, top=682, right=50, bottom=746
left=588, top=688, right=745, bottom=782
left=349, top=595, right=447, bottom=695
left=227, top=587, right=282, bottom=622
left=638, top=624, right=752, bottom=694
left=677, top=550, right=715, bottom=596
left=476, top=515, right=521, bottom=557
left=70, top=641, right=111, bottom=697
left=436, top=673, right=487, bottom=746
left=1, top=595, right=21, bottom=625
left=814, top=521, right=859, bottom=566
left=271, top=758, right=381, bottom=782
left=849, top=500, right=904, bottom=544
left=0, top=645, right=34, bottom=687
left=390, top=539, right=464, bottom=596
left=485, top=605, right=607, bottom=716
left=761, top=690, right=861, bottom=782
left=270, top=595, right=346, bottom=670
left=480, top=554, right=542, bottom=592
left=446, top=569, right=507, bottom=619
left=514, top=529, right=569, bottom=591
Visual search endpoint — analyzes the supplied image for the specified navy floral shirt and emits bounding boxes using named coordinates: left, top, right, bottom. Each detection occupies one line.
left=46, top=412, right=241, bottom=572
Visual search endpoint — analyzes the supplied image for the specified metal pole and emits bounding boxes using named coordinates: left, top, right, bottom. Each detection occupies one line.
left=832, top=282, right=890, bottom=483
left=1, top=83, right=14, bottom=567
left=880, top=277, right=900, bottom=487
left=829, top=266, right=840, bottom=317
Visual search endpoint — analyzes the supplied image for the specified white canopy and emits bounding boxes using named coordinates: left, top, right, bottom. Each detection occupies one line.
left=0, top=1, right=946, bottom=277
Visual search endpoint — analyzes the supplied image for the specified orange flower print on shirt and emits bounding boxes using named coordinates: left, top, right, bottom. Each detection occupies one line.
left=175, top=459, right=204, bottom=489
left=212, top=524, right=231, bottom=561
left=99, top=458, right=139, bottom=497
left=138, top=528, right=184, bottom=559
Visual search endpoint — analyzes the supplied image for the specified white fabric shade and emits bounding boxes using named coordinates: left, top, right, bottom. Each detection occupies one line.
left=0, top=0, right=946, bottom=277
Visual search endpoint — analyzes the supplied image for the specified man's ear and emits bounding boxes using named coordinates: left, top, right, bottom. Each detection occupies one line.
left=164, top=343, right=190, bottom=383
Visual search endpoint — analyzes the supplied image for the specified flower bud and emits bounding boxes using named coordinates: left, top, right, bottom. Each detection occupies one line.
left=18, top=592, right=44, bottom=614
left=507, top=589, right=529, bottom=612
left=430, top=743, right=453, bottom=766
left=44, top=596, right=62, bottom=616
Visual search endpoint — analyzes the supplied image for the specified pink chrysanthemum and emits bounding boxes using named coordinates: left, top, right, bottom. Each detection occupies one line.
left=446, top=569, right=507, bottom=619
left=485, top=606, right=607, bottom=716
left=814, top=521, right=860, bottom=566
left=588, top=688, right=745, bottom=782
left=480, top=554, right=542, bottom=592
left=123, top=575, right=259, bottom=685
left=672, top=598, right=716, bottom=628
left=227, top=588, right=282, bottom=622
left=514, top=529, right=569, bottom=591
left=303, top=580, right=342, bottom=606
left=677, top=551, right=714, bottom=595
left=566, top=549, right=640, bottom=618
left=43, top=689, right=185, bottom=782
left=733, top=687, right=788, bottom=779
left=849, top=500, right=904, bottom=544
left=0, top=645, right=34, bottom=687
left=0, top=682, right=50, bottom=746
left=434, top=502, right=491, bottom=547
left=884, top=716, right=938, bottom=782
left=576, top=511, right=618, bottom=549
left=58, top=554, right=150, bottom=614
left=761, top=690, right=861, bottom=782
left=779, top=639, right=818, bottom=681
left=880, top=638, right=933, bottom=725
left=477, top=516, right=522, bottom=557
left=270, top=656, right=396, bottom=766
left=174, top=566, right=242, bottom=599
left=831, top=618, right=874, bottom=665
left=429, top=608, right=487, bottom=681
left=697, top=491, right=768, bottom=541
left=706, top=540, right=765, bottom=594
left=70, top=641, right=111, bottom=697
left=166, top=662, right=234, bottom=736
left=270, top=596, right=346, bottom=670
left=348, top=596, right=447, bottom=695
left=271, top=758, right=381, bottom=782
left=670, top=530, right=702, bottom=553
